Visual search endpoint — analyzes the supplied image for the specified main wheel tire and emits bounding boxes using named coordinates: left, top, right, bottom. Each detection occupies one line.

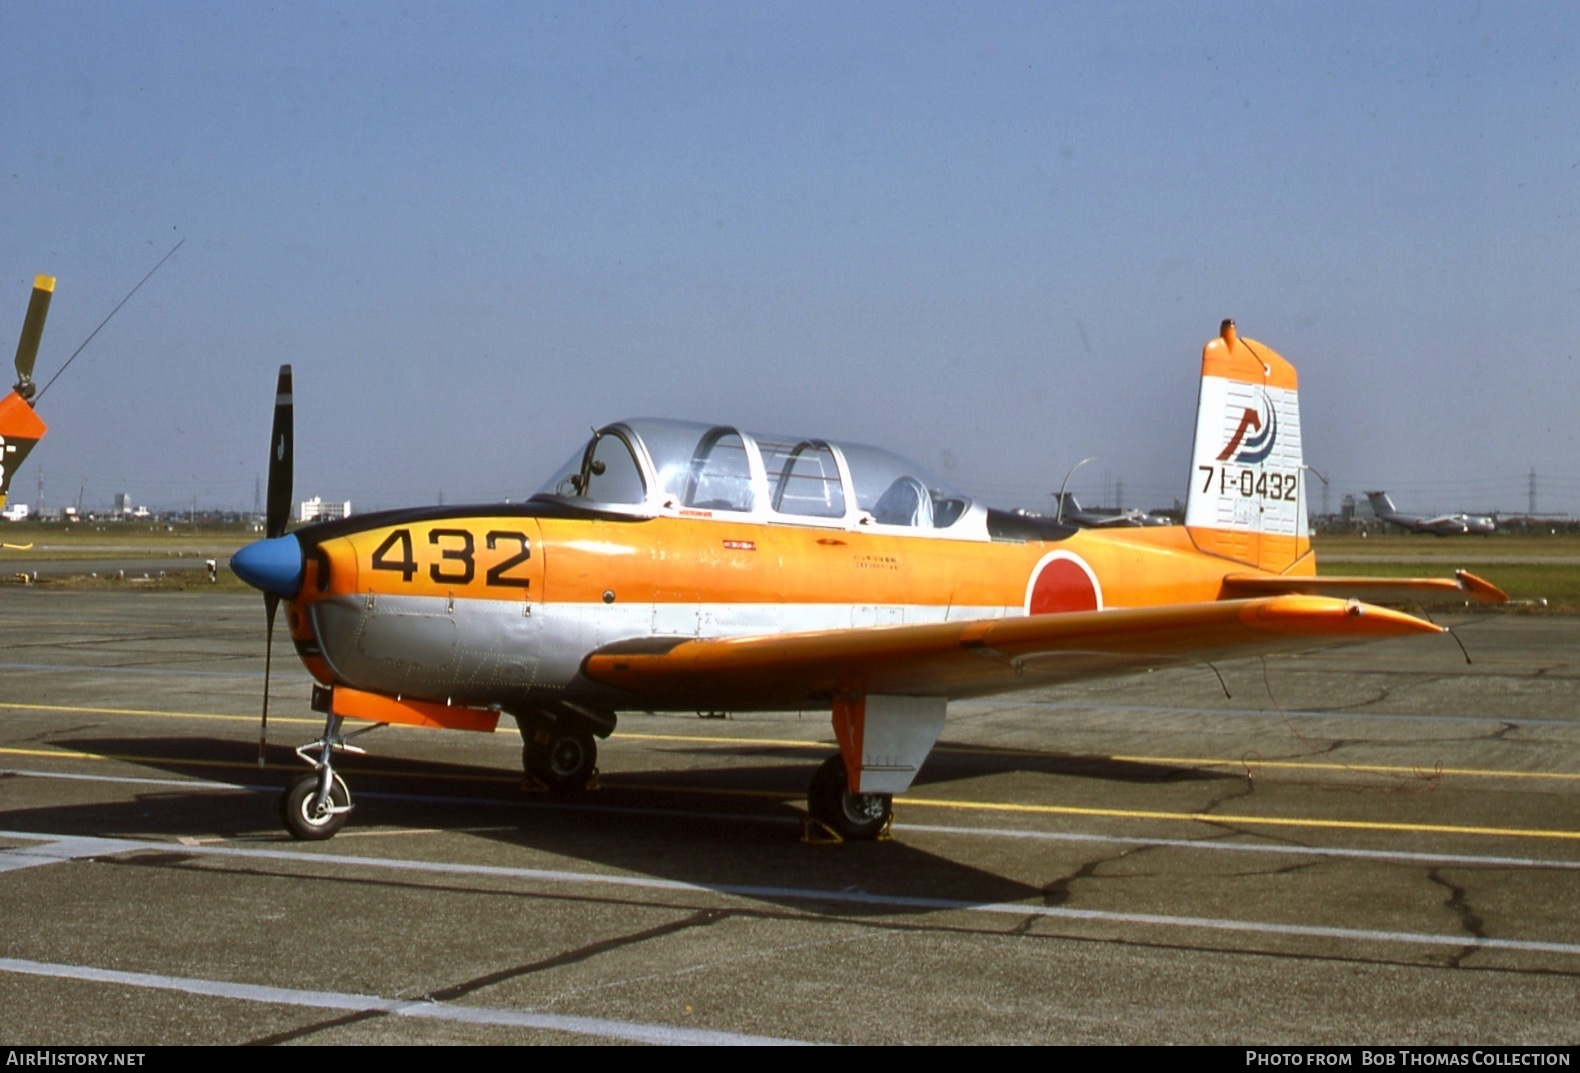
left=807, top=754, right=892, bottom=841
left=281, top=771, right=350, bottom=841
left=525, top=727, right=597, bottom=791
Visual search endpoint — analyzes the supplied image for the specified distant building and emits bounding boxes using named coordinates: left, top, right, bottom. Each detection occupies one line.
left=299, top=497, right=352, bottom=523
left=113, top=492, right=132, bottom=515
left=2, top=503, right=29, bottom=521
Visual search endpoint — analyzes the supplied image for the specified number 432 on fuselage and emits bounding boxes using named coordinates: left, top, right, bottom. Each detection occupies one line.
left=231, top=320, right=1505, bottom=842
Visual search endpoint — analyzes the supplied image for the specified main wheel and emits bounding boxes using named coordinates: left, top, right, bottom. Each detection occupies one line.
left=281, top=771, right=350, bottom=841
left=524, top=726, right=597, bottom=791
left=807, top=754, right=892, bottom=841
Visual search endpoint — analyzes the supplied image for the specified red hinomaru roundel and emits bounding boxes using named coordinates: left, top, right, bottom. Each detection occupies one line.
left=1024, top=551, right=1102, bottom=615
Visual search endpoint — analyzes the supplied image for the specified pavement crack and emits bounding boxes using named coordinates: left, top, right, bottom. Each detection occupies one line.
left=1039, top=857, right=1105, bottom=911
left=239, top=907, right=728, bottom=1045
left=1427, top=868, right=1488, bottom=969
left=426, top=908, right=729, bottom=1003
left=1304, top=687, right=1392, bottom=713
left=1014, top=844, right=1155, bottom=933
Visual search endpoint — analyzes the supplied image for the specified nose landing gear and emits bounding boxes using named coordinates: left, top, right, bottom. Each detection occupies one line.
left=279, top=711, right=367, bottom=841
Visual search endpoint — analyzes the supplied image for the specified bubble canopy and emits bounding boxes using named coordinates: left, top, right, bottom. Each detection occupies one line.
left=535, top=418, right=974, bottom=531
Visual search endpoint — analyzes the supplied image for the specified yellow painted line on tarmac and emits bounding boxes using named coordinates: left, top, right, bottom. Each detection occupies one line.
left=614, top=730, right=827, bottom=750
left=0, top=745, right=292, bottom=772
left=606, top=782, right=799, bottom=802
left=2, top=747, right=115, bottom=762
left=0, top=745, right=521, bottom=784
left=5, top=707, right=1576, bottom=785
left=0, top=700, right=318, bottom=726
left=897, top=796, right=1580, bottom=841
left=618, top=732, right=1579, bottom=784
left=616, top=730, right=1580, bottom=780
left=1109, top=754, right=1580, bottom=782
left=6, top=743, right=1573, bottom=841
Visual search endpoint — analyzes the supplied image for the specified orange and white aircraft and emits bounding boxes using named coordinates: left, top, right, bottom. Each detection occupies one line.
left=232, top=321, right=1505, bottom=842
left=1, top=275, right=54, bottom=520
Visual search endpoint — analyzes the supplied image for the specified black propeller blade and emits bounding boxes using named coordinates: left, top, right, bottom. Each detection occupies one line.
left=260, top=364, right=293, bottom=766
left=267, top=366, right=293, bottom=539
left=12, top=275, right=55, bottom=402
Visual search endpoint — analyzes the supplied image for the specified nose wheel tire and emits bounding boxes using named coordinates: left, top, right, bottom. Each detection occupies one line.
left=281, top=771, right=350, bottom=841
left=807, top=754, right=892, bottom=841
left=524, top=727, right=598, bottom=791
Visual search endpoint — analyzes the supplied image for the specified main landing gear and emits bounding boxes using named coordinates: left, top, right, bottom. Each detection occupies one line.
left=517, top=710, right=608, bottom=792
left=280, top=711, right=367, bottom=841
left=522, top=725, right=598, bottom=791
left=805, top=754, right=893, bottom=843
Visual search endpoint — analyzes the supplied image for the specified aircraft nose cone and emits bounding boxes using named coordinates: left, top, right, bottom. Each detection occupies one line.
left=231, top=534, right=304, bottom=598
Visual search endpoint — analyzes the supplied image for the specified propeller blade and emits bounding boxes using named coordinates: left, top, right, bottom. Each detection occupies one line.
left=259, top=365, right=293, bottom=764
left=266, top=365, right=293, bottom=539
left=260, top=593, right=278, bottom=767
left=12, top=275, right=55, bottom=400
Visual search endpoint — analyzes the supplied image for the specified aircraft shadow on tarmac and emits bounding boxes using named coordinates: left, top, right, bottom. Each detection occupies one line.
left=596, top=736, right=1238, bottom=786
left=18, top=733, right=1239, bottom=917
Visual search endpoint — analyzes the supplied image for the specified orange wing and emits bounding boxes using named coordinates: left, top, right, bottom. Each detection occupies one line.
left=583, top=595, right=1443, bottom=710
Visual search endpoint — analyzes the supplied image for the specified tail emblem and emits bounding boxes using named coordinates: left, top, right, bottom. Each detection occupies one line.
left=1216, top=392, right=1277, bottom=464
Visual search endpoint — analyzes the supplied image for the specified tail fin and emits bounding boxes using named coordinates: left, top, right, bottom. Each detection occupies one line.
left=0, top=391, right=47, bottom=510
left=1365, top=491, right=1395, bottom=516
left=1184, top=320, right=1309, bottom=573
left=3, top=275, right=54, bottom=510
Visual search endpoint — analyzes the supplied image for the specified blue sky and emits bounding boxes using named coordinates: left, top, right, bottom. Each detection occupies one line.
left=4, top=2, right=1577, bottom=515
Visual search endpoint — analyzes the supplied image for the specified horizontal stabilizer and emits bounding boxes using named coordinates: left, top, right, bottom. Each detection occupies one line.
left=1221, top=571, right=1507, bottom=607
left=584, top=596, right=1442, bottom=710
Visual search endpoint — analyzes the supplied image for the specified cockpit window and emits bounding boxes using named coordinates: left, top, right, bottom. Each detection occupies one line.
left=761, top=438, right=846, bottom=519
left=584, top=431, right=646, bottom=504
left=682, top=428, right=755, bottom=512
left=839, top=442, right=968, bottom=528
left=540, top=429, right=646, bottom=505
left=534, top=418, right=973, bottom=530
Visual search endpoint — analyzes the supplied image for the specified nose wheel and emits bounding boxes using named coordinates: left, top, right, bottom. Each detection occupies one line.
left=279, top=711, right=363, bottom=841
left=282, top=769, right=351, bottom=840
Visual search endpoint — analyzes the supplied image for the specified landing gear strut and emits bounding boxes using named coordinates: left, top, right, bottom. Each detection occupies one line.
left=280, top=711, right=365, bottom=840
left=805, top=754, right=893, bottom=842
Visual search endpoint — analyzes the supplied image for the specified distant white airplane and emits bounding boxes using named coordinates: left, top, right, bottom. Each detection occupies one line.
left=1366, top=492, right=1495, bottom=536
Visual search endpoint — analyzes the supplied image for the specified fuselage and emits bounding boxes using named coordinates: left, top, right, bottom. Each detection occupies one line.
left=264, top=497, right=1312, bottom=714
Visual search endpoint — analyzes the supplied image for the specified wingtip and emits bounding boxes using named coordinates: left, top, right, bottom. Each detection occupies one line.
left=1455, top=571, right=1509, bottom=604
left=1246, top=594, right=1444, bottom=637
